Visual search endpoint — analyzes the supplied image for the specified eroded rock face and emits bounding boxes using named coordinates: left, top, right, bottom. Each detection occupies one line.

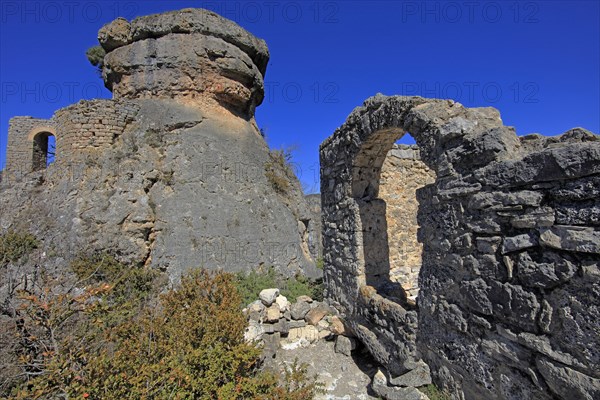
left=0, top=9, right=319, bottom=281
left=99, top=9, right=269, bottom=119
left=320, top=94, right=600, bottom=399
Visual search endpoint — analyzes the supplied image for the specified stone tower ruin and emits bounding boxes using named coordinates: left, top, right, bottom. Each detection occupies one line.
left=0, top=9, right=320, bottom=278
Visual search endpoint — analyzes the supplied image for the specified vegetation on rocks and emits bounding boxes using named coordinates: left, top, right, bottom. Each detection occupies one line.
left=1, top=249, right=320, bottom=399
left=264, top=148, right=296, bottom=195
left=0, top=231, right=38, bottom=266
left=419, top=384, right=452, bottom=400
left=85, top=45, right=106, bottom=73
left=235, top=267, right=324, bottom=306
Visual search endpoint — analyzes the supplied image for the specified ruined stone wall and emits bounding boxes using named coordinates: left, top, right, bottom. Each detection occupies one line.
left=379, top=144, right=435, bottom=298
left=2, top=100, right=138, bottom=184
left=53, top=99, right=139, bottom=156
left=320, top=94, right=600, bottom=400
left=4, top=117, right=55, bottom=182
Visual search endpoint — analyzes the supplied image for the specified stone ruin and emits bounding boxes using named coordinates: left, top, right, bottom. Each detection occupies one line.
left=1, top=7, right=599, bottom=399
left=320, top=94, right=599, bottom=399
left=0, top=9, right=321, bottom=279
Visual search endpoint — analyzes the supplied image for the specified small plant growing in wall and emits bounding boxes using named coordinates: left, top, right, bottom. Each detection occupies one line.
left=85, top=45, right=106, bottom=75
left=419, top=384, right=452, bottom=400
left=264, top=147, right=296, bottom=195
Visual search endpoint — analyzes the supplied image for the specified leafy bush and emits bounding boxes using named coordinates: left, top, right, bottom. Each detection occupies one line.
left=0, top=231, right=38, bottom=265
left=85, top=45, right=105, bottom=73
left=316, top=257, right=324, bottom=270
left=8, top=265, right=321, bottom=399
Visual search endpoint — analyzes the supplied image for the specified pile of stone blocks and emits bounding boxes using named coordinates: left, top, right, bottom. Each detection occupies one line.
left=243, top=288, right=357, bottom=358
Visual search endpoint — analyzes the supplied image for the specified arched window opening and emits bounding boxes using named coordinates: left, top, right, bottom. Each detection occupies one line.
left=32, top=131, right=56, bottom=171
left=379, top=134, right=436, bottom=302
left=352, top=130, right=436, bottom=304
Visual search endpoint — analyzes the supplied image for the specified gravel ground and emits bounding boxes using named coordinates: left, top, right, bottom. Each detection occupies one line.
left=265, top=338, right=381, bottom=399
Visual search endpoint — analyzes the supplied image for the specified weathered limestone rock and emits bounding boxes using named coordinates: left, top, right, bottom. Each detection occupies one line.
left=539, top=226, right=600, bottom=253
left=246, top=300, right=266, bottom=322
left=329, top=316, right=350, bottom=336
left=536, top=358, right=600, bottom=400
left=259, top=288, right=280, bottom=306
left=265, top=304, right=281, bottom=322
left=275, top=295, right=289, bottom=313
left=334, top=335, right=357, bottom=356
left=501, top=234, right=537, bottom=254
left=244, top=320, right=264, bottom=343
left=372, top=368, right=429, bottom=400
left=99, top=9, right=269, bottom=119
left=305, top=303, right=330, bottom=326
left=516, top=252, right=577, bottom=289
left=290, top=300, right=311, bottom=320
left=287, top=325, right=319, bottom=343
left=388, top=360, right=432, bottom=387
left=0, top=9, right=320, bottom=281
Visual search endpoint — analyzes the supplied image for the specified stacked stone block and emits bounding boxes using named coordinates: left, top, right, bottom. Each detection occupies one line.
left=2, top=100, right=139, bottom=184
left=3, top=117, right=55, bottom=182
left=54, top=99, right=139, bottom=156
left=243, top=288, right=359, bottom=358
left=379, top=144, right=435, bottom=298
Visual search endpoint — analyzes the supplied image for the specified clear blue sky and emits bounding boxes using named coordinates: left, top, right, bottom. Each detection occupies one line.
left=1, top=1, right=599, bottom=193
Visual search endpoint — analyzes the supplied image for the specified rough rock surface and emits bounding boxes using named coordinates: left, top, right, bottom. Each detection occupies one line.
left=99, top=9, right=269, bottom=119
left=320, top=94, right=600, bottom=399
left=0, top=9, right=320, bottom=280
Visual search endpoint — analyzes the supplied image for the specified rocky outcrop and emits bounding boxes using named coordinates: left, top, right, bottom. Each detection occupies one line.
left=0, top=9, right=319, bottom=280
left=320, top=94, right=600, bottom=399
left=99, top=9, right=269, bottom=119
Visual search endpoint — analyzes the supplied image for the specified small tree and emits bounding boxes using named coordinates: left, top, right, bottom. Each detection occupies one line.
left=85, top=46, right=105, bottom=75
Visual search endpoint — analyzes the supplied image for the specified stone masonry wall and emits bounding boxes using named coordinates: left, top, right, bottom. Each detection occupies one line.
left=320, top=94, right=600, bottom=400
left=379, top=144, right=435, bottom=298
left=2, top=100, right=139, bottom=185
left=4, top=117, right=55, bottom=182
left=54, top=99, right=140, bottom=157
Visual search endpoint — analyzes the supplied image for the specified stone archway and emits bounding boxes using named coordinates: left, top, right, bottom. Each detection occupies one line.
left=320, top=95, right=512, bottom=309
left=28, top=126, right=57, bottom=171
left=320, top=94, right=513, bottom=378
left=321, top=95, right=600, bottom=399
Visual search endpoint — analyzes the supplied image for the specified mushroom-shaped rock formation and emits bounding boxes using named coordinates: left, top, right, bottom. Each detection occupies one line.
left=99, top=9, right=269, bottom=119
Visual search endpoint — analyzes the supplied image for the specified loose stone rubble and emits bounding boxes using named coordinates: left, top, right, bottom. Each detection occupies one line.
left=244, top=288, right=435, bottom=399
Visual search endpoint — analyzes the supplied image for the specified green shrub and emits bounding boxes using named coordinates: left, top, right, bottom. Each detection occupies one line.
left=0, top=231, right=38, bottom=265
left=85, top=45, right=105, bottom=73
left=284, top=274, right=324, bottom=302
left=235, top=267, right=324, bottom=306
left=10, top=267, right=321, bottom=399
left=70, top=253, right=161, bottom=325
left=316, top=257, right=324, bottom=270
left=419, top=383, right=452, bottom=400
left=235, top=267, right=279, bottom=306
